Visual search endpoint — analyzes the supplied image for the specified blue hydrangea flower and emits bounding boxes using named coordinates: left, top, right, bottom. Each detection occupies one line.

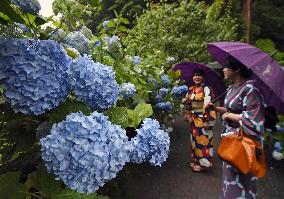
left=11, top=0, right=41, bottom=14
left=155, top=94, right=163, bottom=103
left=171, top=85, right=188, bottom=97
left=155, top=101, right=173, bottom=112
left=50, top=29, right=67, bottom=43
left=147, top=78, right=158, bottom=88
left=161, top=75, right=171, bottom=87
left=133, top=56, right=141, bottom=65
left=0, top=39, right=71, bottom=115
left=13, top=23, right=29, bottom=34
left=130, top=118, right=170, bottom=166
left=40, top=111, right=132, bottom=194
left=68, top=55, right=118, bottom=110
left=166, top=56, right=176, bottom=64
left=119, top=83, right=136, bottom=99
left=103, top=35, right=121, bottom=51
left=102, top=20, right=110, bottom=29
left=80, top=26, right=92, bottom=39
left=65, top=31, right=91, bottom=55
left=158, top=88, right=169, bottom=98
left=94, top=40, right=101, bottom=47
left=274, top=142, right=283, bottom=152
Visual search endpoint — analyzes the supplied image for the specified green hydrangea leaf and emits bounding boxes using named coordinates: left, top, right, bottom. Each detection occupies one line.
left=134, top=103, right=153, bottom=120
left=0, top=172, right=28, bottom=199
left=105, top=107, right=128, bottom=128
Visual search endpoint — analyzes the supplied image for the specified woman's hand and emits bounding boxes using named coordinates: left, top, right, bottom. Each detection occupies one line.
left=204, top=102, right=216, bottom=110
left=222, top=112, right=229, bottom=120
left=182, top=97, right=189, bottom=104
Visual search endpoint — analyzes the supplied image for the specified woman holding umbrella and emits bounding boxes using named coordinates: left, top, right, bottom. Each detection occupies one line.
left=182, top=69, right=217, bottom=172
left=206, top=56, right=265, bottom=199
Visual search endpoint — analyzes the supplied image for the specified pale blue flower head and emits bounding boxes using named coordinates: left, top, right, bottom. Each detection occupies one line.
left=155, top=101, right=173, bottom=112
left=274, top=142, right=283, bottom=152
left=0, top=39, right=71, bottom=115
left=80, top=26, right=92, bottom=39
left=50, top=29, right=67, bottom=43
left=40, top=111, right=132, bottom=194
left=102, top=20, right=110, bottom=29
left=68, top=55, right=118, bottom=110
left=119, top=83, right=136, bottom=99
left=65, top=31, right=91, bottom=55
left=104, top=35, right=121, bottom=51
left=161, top=75, right=171, bottom=87
left=166, top=56, right=176, bottom=64
left=133, top=56, right=141, bottom=65
left=158, top=88, right=169, bottom=98
left=130, top=118, right=170, bottom=166
left=171, top=85, right=188, bottom=97
left=11, top=0, right=41, bottom=14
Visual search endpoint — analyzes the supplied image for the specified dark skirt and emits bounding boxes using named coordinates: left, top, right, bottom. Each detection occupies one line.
left=221, top=161, right=257, bottom=199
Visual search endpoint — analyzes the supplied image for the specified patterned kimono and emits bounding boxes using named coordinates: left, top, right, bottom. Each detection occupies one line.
left=221, top=80, right=265, bottom=199
left=185, top=84, right=217, bottom=168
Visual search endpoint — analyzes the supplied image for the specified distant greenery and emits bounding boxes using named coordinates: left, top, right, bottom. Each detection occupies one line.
left=123, top=1, right=238, bottom=62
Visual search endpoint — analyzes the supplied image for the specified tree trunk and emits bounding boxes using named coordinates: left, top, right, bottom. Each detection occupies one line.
left=242, top=0, right=252, bottom=43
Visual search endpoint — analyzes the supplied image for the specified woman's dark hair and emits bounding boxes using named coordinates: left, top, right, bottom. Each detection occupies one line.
left=193, top=69, right=205, bottom=77
left=223, top=56, right=252, bottom=78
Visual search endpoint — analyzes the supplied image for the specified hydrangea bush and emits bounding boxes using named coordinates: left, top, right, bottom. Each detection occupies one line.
left=65, top=31, right=91, bottom=55
left=119, top=83, right=136, bottom=99
left=68, top=55, right=118, bottom=110
left=155, top=101, right=173, bottom=112
left=171, top=85, right=188, bottom=98
left=40, top=111, right=133, bottom=194
left=0, top=39, right=71, bottom=115
left=130, top=118, right=170, bottom=166
left=11, top=0, right=41, bottom=14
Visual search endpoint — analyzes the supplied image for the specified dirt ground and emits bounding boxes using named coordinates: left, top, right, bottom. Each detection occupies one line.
left=99, top=116, right=284, bottom=199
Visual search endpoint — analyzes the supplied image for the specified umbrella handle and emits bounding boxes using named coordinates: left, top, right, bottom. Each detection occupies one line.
left=211, top=91, right=227, bottom=104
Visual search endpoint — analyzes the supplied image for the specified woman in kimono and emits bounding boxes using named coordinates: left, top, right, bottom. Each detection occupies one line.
left=182, top=69, right=217, bottom=172
left=206, top=57, right=265, bottom=199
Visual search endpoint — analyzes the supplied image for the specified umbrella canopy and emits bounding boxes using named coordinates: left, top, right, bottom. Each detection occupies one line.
left=173, top=62, right=226, bottom=99
left=207, top=41, right=284, bottom=114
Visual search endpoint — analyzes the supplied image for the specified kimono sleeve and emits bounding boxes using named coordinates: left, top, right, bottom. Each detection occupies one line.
left=203, top=86, right=217, bottom=126
left=240, top=85, right=265, bottom=138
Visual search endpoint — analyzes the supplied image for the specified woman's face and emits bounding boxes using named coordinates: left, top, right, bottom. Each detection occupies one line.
left=192, top=74, right=204, bottom=85
left=223, top=67, right=236, bottom=81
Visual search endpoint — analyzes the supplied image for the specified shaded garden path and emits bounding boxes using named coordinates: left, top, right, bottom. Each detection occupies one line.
left=100, top=116, right=284, bottom=199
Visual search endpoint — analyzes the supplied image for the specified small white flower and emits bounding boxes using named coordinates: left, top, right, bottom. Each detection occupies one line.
left=272, top=150, right=284, bottom=160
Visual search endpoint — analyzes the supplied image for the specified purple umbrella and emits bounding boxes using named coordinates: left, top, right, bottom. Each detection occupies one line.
left=207, top=41, right=284, bottom=114
left=173, top=62, right=226, bottom=100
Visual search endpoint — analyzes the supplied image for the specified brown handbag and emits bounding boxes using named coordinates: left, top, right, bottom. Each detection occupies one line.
left=217, top=128, right=266, bottom=178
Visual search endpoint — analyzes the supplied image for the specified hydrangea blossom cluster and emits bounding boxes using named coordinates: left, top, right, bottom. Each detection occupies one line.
left=155, top=101, right=173, bottom=112
left=102, top=20, right=110, bottom=29
left=65, top=31, right=91, bottom=55
left=158, top=88, right=169, bottom=98
left=11, top=0, right=41, bottom=14
left=147, top=78, right=158, bottom=88
left=103, top=35, right=121, bottom=51
left=161, top=75, right=171, bottom=87
left=40, top=111, right=132, bottom=194
left=130, top=118, right=170, bottom=166
left=166, top=56, right=176, bottom=64
left=13, top=23, right=29, bottom=34
left=272, top=142, right=284, bottom=160
left=80, top=26, right=92, bottom=39
left=0, top=39, right=71, bottom=115
left=119, top=83, right=136, bottom=99
left=171, top=85, right=188, bottom=97
left=94, top=40, right=101, bottom=47
left=50, top=29, right=67, bottom=43
left=68, top=55, right=118, bottom=110
left=133, top=56, right=141, bottom=65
